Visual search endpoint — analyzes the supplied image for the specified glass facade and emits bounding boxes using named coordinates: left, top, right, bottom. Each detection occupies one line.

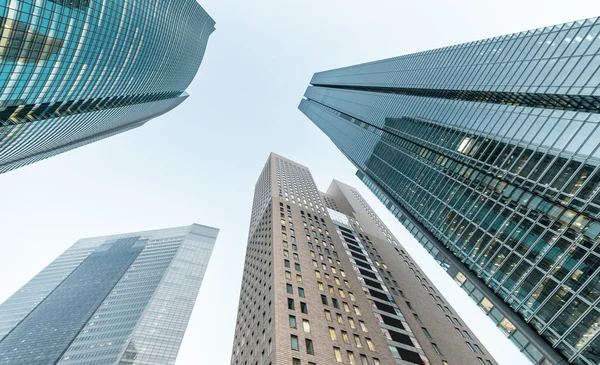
left=0, top=224, right=217, bottom=365
left=0, top=0, right=215, bottom=173
left=300, top=17, right=600, bottom=365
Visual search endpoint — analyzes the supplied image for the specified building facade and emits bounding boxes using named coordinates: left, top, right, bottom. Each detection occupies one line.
left=299, top=17, right=600, bottom=365
left=0, top=223, right=218, bottom=365
left=0, top=0, right=214, bottom=173
left=230, top=153, right=496, bottom=365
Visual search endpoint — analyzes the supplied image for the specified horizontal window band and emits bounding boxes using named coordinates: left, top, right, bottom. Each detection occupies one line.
left=311, top=84, right=600, bottom=113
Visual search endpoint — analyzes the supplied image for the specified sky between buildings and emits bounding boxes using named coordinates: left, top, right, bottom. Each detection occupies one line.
left=1, top=0, right=600, bottom=364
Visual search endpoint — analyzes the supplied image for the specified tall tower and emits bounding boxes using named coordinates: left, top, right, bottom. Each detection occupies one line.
left=230, top=153, right=496, bottom=365
left=299, top=17, right=600, bottom=365
left=0, top=0, right=214, bottom=173
left=0, top=224, right=218, bottom=365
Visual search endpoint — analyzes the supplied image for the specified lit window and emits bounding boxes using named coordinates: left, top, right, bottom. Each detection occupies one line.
left=334, top=347, right=343, bottom=362
left=303, top=319, right=311, bottom=333
left=329, top=327, right=337, bottom=340
left=499, top=318, right=516, bottom=334
left=354, top=335, right=363, bottom=348
left=324, top=310, right=332, bottom=321
left=347, top=351, right=357, bottom=365
left=366, top=338, right=375, bottom=351
left=359, top=321, right=368, bottom=332
left=342, top=331, right=349, bottom=344
left=479, top=297, right=494, bottom=313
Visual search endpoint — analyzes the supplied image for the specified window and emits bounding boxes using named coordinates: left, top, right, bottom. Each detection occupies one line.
left=324, top=310, right=332, bottom=321
left=296, top=274, right=302, bottom=283
left=477, top=358, right=486, bottom=365
left=339, top=289, right=346, bottom=298
left=305, top=339, right=314, bottom=355
left=329, top=327, right=337, bottom=340
left=466, top=342, right=476, bottom=352
left=332, top=298, right=340, bottom=309
left=295, top=263, right=301, bottom=272
left=321, top=295, right=329, bottom=305
left=318, top=282, right=324, bottom=291
left=456, top=328, right=464, bottom=337
left=474, top=344, right=484, bottom=354
left=366, top=338, right=375, bottom=351
left=422, top=327, right=432, bottom=339
left=354, top=335, right=363, bottom=348
left=445, top=315, right=453, bottom=323
left=286, top=284, right=293, bottom=294
left=315, top=271, right=321, bottom=279
left=298, top=287, right=305, bottom=298
left=359, top=321, right=368, bottom=332
left=301, top=302, right=308, bottom=314
left=342, top=331, right=349, bottom=344
left=286, top=271, right=292, bottom=280
left=360, top=354, right=369, bottom=365
left=293, top=359, right=301, bottom=365
left=303, top=319, right=311, bottom=333
left=432, top=343, right=442, bottom=355
left=343, top=302, right=350, bottom=312
left=414, top=314, right=423, bottom=324
left=437, top=304, right=444, bottom=312
left=289, top=315, right=297, bottom=328
left=283, top=250, right=289, bottom=258
left=373, top=359, right=381, bottom=365
left=445, top=306, right=453, bottom=315
left=407, top=301, right=414, bottom=310
left=337, top=314, right=344, bottom=324
left=354, top=306, right=362, bottom=316
left=348, top=317, right=355, bottom=329
left=499, top=318, right=516, bottom=334
left=291, top=335, right=299, bottom=351
left=479, top=297, right=494, bottom=313
left=349, top=292, right=356, bottom=301
left=347, top=351, right=357, bottom=365
left=334, top=347, right=343, bottom=362
left=453, top=317, right=462, bottom=326
left=312, top=260, right=318, bottom=267
left=463, top=330, right=473, bottom=340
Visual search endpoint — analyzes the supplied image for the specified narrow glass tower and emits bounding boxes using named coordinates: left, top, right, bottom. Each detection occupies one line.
left=0, top=224, right=218, bottom=365
left=0, top=0, right=214, bottom=173
left=299, top=17, right=600, bottom=365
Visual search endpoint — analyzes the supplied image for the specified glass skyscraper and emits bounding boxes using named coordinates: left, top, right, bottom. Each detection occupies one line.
left=0, top=224, right=218, bottom=365
left=300, top=17, right=600, bottom=365
left=0, top=0, right=214, bottom=173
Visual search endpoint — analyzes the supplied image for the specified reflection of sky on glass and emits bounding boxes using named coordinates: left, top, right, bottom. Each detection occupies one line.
left=0, top=0, right=598, bottom=364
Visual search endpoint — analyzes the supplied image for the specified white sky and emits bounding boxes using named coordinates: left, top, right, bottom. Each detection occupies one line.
left=1, top=1, right=600, bottom=364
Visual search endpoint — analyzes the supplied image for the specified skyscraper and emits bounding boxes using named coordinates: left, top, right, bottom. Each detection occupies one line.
left=299, top=17, right=600, bottom=365
left=0, top=0, right=214, bottom=173
left=0, top=223, right=218, bottom=365
left=230, top=153, right=496, bottom=365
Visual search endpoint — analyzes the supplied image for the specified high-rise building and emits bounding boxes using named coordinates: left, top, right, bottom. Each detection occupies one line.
left=0, top=223, right=218, bottom=365
left=0, top=0, right=214, bottom=173
left=299, top=17, right=600, bottom=365
left=230, top=153, right=496, bottom=365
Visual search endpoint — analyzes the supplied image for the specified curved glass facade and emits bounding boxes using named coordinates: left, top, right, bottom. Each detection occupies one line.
left=300, top=17, right=600, bottom=365
left=0, top=0, right=215, bottom=173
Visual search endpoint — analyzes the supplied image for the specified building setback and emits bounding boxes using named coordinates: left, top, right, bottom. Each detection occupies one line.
left=299, top=16, right=600, bottom=365
left=0, top=0, right=214, bottom=173
left=0, top=224, right=217, bottom=365
left=230, top=153, right=496, bottom=365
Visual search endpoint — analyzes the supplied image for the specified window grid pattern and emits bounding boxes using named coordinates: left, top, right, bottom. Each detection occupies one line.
left=0, top=0, right=214, bottom=173
left=299, top=16, right=600, bottom=365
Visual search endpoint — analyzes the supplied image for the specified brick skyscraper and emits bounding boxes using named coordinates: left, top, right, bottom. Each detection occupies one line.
left=230, top=153, right=496, bottom=365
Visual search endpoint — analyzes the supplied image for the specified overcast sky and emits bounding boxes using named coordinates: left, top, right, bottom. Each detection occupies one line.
left=1, top=1, right=600, bottom=364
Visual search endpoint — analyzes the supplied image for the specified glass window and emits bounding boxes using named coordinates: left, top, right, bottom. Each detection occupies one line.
left=329, top=327, right=337, bottom=340
left=291, top=335, right=299, bottom=351
left=289, top=315, right=296, bottom=328
left=303, top=319, right=311, bottom=333
left=334, top=347, right=343, bottom=362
